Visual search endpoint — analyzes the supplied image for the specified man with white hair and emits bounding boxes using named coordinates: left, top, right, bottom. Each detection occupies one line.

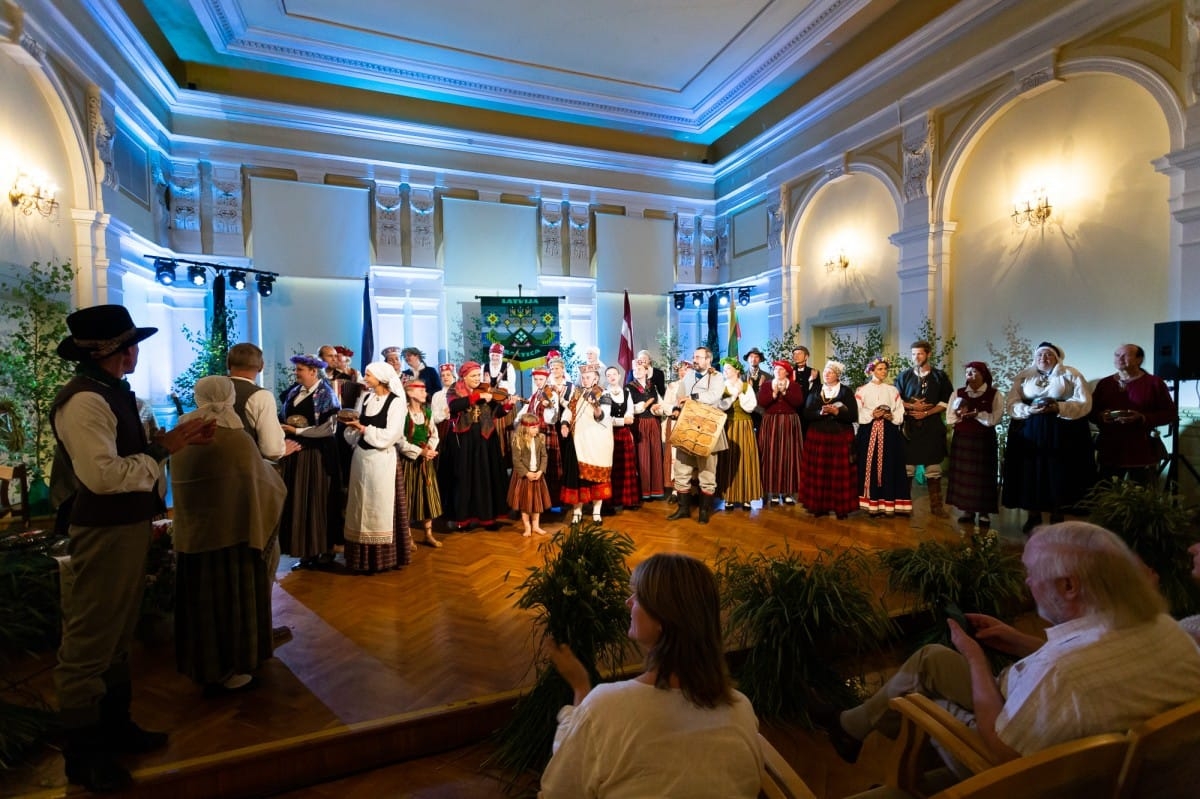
left=818, top=521, right=1200, bottom=764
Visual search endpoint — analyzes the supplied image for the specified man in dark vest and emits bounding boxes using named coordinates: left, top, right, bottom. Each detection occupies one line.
left=895, top=339, right=954, bottom=516
left=50, top=304, right=215, bottom=792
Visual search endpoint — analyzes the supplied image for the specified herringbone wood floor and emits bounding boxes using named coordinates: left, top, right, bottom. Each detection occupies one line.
left=2, top=497, right=1025, bottom=797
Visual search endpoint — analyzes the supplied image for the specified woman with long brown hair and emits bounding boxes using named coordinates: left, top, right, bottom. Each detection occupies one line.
left=539, top=554, right=762, bottom=798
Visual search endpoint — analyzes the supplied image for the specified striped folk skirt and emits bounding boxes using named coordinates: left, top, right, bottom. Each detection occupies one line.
left=543, top=425, right=564, bottom=505
left=798, top=426, right=859, bottom=516
left=717, top=414, right=763, bottom=504
left=278, top=447, right=332, bottom=559
left=507, top=472, right=554, bottom=514
left=856, top=420, right=912, bottom=515
left=758, top=413, right=804, bottom=495
left=174, top=543, right=272, bottom=685
left=633, top=416, right=664, bottom=499
left=610, top=426, right=641, bottom=507
left=346, top=461, right=413, bottom=572
left=404, top=454, right=444, bottom=523
left=945, top=425, right=999, bottom=514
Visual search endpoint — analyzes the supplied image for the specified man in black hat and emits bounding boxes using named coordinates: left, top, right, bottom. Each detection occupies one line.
left=50, top=304, right=215, bottom=792
left=743, top=347, right=768, bottom=433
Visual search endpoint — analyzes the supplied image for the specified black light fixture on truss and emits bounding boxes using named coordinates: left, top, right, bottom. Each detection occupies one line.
left=691, top=291, right=705, bottom=308
left=153, top=258, right=176, bottom=286
left=717, top=290, right=729, bottom=308
left=673, top=292, right=685, bottom=310
left=737, top=287, right=751, bottom=306
left=256, top=273, right=275, bottom=297
left=227, top=269, right=247, bottom=291
left=187, top=265, right=207, bottom=287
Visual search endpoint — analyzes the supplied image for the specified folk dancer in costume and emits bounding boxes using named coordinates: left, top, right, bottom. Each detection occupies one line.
left=381, top=346, right=403, bottom=373
left=482, top=342, right=518, bottom=466
left=604, top=365, right=640, bottom=513
left=756, top=360, right=805, bottom=507
left=1002, top=342, right=1096, bottom=534
left=545, top=351, right=575, bottom=509
left=50, top=305, right=215, bottom=792
left=743, top=347, right=768, bottom=434
left=895, top=340, right=954, bottom=516
left=342, top=361, right=411, bottom=573
left=560, top=364, right=613, bottom=524
left=627, top=361, right=665, bottom=502
left=798, top=361, right=859, bottom=518
left=443, top=361, right=513, bottom=530
left=579, top=345, right=607, bottom=382
left=716, top=358, right=762, bottom=510
left=667, top=346, right=727, bottom=525
left=855, top=358, right=911, bottom=516
left=430, top=362, right=456, bottom=521
left=171, top=376, right=285, bottom=696
left=319, top=344, right=363, bottom=518
left=518, top=366, right=564, bottom=508
left=509, top=413, right=553, bottom=537
left=279, top=354, right=343, bottom=568
left=1089, top=343, right=1176, bottom=485
left=656, top=360, right=694, bottom=504
left=402, top=346, right=442, bottom=397
left=398, top=375, right=443, bottom=548
left=946, top=361, right=1004, bottom=528
left=632, top=349, right=666, bottom=398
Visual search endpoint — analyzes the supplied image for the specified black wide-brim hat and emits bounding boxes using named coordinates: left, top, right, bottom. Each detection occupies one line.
left=743, top=347, right=765, bottom=361
left=57, top=304, right=158, bottom=361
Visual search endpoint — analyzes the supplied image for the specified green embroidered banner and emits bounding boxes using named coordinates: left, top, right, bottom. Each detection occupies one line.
left=479, top=296, right=561, bottom=369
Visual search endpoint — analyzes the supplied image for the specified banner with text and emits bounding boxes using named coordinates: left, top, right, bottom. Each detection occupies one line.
left=479, top=296, right=561, bottom=369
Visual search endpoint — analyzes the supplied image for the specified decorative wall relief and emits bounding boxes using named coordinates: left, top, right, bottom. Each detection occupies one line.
left=169, top=161, right=200, bottom=232
left=410, top=187, right=435, bottom=254
left=700, top=218, right=716, bottom=270
left=902, top=116, right=935, bottom=204
left=676, top=214, right=696, bottom=268
left=568, top=203, right=590, bottom=266
left=376, top=183, right=402, bottom=248
left=151, top=156, right=171, bottom=245
left=210, top=165, right=243, bottom=236
left=766, top=204, right=782, bottom=251
left=86, top=88, right=116, bottom=190
left=541, top=200, right=562, bottom=259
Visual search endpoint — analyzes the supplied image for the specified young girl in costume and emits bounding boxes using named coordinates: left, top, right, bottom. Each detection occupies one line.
left=508, top=413, right=552, bottom=536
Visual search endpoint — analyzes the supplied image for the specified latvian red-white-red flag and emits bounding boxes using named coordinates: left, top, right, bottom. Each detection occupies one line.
left=618, top=290, right=634, bottom=381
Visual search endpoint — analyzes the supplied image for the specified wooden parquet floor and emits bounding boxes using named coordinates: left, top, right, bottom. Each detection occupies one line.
left=0, top=496, right=1029, bottom=797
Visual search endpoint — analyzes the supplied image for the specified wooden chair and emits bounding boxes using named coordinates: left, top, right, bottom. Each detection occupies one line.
left=1117, top=697, right=1200, bottom=799
left=758, top=732, right=818, bottom=799
left=846, top=694, right=1131, bottom=799
left=0, top=462, right=31, bottom=529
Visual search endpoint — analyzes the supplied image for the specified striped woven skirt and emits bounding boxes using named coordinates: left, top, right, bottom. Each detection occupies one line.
left=634, top=416, right=664, bottom=499
left=718, top=415, right=763, bottom=504
left=543, top=425, right=563, bottom=505
left=856, top=420, right=911, bottom=515
left=945, top=425, right=999, bottom=514
left=404, top=454, right=443, bottom=523
left=758, top=413, right=804, bottom=495
left=507, top=472, right=553, bottom=514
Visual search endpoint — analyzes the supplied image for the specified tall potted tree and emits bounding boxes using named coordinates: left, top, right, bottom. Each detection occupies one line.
left=0, top=260, right=75, bottom=512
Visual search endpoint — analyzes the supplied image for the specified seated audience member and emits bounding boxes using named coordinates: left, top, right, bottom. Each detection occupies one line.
left=1183, top=541, right=1200, bottom=644
left=818, top=521, right=1200, bottom=764
left=1089, top=343, right=1176, bottom=485
left=171, top=377, right=286, bottom=695
left=539, top=554, right=762, bottom=798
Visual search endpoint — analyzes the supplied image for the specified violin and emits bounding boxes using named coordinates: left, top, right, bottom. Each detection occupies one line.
left=482, top=384, right=524, bottom=404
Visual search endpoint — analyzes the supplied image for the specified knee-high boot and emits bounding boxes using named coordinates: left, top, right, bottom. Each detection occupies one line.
left=697, top=493, right=713, bottom=524
left=667, top=493, right=692, bottom=521
left=927, top=477, right=946, bottom=517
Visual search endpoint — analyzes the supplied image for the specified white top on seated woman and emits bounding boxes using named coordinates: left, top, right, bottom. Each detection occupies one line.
left=539, top=553, right=763, bottom=799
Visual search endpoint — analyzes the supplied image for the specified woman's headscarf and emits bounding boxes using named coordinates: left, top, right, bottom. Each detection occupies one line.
left=181, top=375, right=243, bottom=429
left=364, top=361, right=402, bottom=396
left=964, top=361, right=994, bottom=387
left=823, top=360, right=845, bottom=379
left=1032, top=341, right=1064, bottom=364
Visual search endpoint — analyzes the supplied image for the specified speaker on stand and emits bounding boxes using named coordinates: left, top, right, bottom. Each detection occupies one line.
left=1153, top=321, right=1200, bottom=491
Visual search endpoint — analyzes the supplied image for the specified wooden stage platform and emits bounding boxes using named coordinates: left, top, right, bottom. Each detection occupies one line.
left=1, top=495, right=1030, bottom=798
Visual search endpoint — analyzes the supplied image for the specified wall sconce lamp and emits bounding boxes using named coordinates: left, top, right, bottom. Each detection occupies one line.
left=8, top=170, right=59, bottom=218
left=825, top=251, right=850, bottom=273
left=1012, top=191, right=1052, bottom=229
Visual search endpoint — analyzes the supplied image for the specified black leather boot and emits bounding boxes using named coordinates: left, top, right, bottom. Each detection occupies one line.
left=666, top=493, right=691, bottom=521
left=697, top=494, right=713, bottom=524
left=63, top=724, right=132, bottom=793
left=100, top=682, right=168, bottom=754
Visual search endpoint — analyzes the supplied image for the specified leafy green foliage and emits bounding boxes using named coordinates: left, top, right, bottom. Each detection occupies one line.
left=880, top=529, right=1027, bottom=647
left=0, top=552, right=61, bottom=655
left=827, top=326, right=901, bottom=385
left=716, top=546, right=894, bottom=724
left=0, top=260, right=76, bottom=479
left=491, top=522, right=636, bottom=777
left=0, top=700, right=55, bottom=770
left=1083, top=479, right=1200, bottom=617
left=171, top=308, right=239, bottom=411
left=655, top=326, right=680, bottom=372
left=765, top=322, right=806, bottom=364
left=985, top=318, right=1033, bottom=460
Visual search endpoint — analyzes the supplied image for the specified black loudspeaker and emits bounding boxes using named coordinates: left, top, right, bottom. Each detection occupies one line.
left=1153, top=321, right=1200, bottom=380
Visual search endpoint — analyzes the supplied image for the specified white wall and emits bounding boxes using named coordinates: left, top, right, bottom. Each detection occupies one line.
left=948, top=73, right=1170, bottom=382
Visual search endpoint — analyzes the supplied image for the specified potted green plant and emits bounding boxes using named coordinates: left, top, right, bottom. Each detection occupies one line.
left=489, top=521, right=635, bottom=781
left=1082, top=478, right=1200, bottom=617
left=716, top=545, right=894, bottom=725
left=0, top=260, right=76, bottom=511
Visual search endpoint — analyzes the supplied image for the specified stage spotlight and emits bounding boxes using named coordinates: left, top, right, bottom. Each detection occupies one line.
left=228, top=269, right=247, bottom=291
left=256, top=273, right=275, bottom=297
left=154, top=258, right=176, bottom=286
left=691, top=291, right=704, bottom=308
left=738, top=287, right=751, bottom=306
left=187, top=265, right=207, bottom=286
left=718, top=291, right=729, bottom=308
left=672, top=292, right=685, bottom=311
